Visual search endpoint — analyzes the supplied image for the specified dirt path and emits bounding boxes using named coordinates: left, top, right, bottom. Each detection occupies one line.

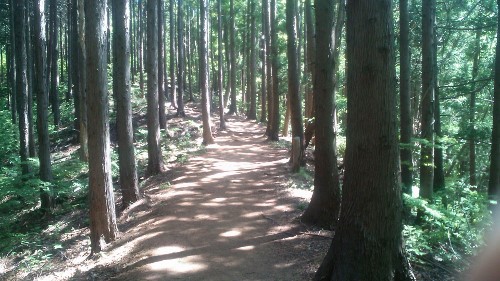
left=68, top=112, right=330, bottom=281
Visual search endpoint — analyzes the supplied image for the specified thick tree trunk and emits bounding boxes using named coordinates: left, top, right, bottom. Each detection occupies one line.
left=14, top=0, right=30, bottom=176
left=420, top=0, right=435, bottom=199
left=200, top=0, right=214, bottom=144
left=85, top=0, right=119, bottom=254
left=399, top=0, right=413, bottom=193
left=112, top=0, right=141, bottom=208
left=286, top=0, right=304, bottom=169
left=34, top=0, right=53, bottom=212
left=301, top=0, right=340, bottom=230
left=303, top=0, right=315, bottom=122
left=177, top=0, right=186, bottom=116
left=488, top=0, right=500, bottom=203
left=146, top=0, right=164, bottom=176
left=314, top=0, right=402, bottom=279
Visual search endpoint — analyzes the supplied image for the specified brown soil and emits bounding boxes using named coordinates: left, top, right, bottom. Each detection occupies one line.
left=19, top=107, right=331, bottom=281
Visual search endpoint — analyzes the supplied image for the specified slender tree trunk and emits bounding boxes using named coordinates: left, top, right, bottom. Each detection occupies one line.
left=286, top=0, right=304, bottom=169
left=26, top=4, right=36, bottom=158
left=158, top=0, right=167, bottom=128
left=138, top=0, right=145, bottom=93
left=71, top=0, right=81, bottom=135
left=49, top=0, right=60, bottom=127
left=314, top=0, right=401, bottom=278
left=228, top=0, right=237, bottom=114
left=186, top=5, right=194, bottom=102
left=112, top=0, right=141, bottom=208
left=146, top=0, right=164, bottom=176
left=268, top=0, right=280, bottom=141
left=399, top=0, right=413, bottom=193
left=200, top=0, right=214, bottom=144
left=9, top=0, right=16, bottom=124
left=263, top=0, right=272, bottom=133
left=78, top=0, right=88, bottom=162
left=169, top=0, right=177, bottom=108
left=260, top=2, right=267, bottom=124
left=420, top=0, right=435, bottom=199
left=248, top=0, right=257, bottom=118
left=304, top=0, right=315, bottom=122
left=34, top=0, right=53, bottom=212
left=85, top=0, right=119, bottom=254
left=488, top=0, right=500, bottom=203
left=301, top=0, right=340, bottom=229
left=433, top=24, right=444, bottom=191
left=14, top=0, right=30, bottom=176
left=177, top=0, right=186, bottom=116
left=217, top=0, right=226, bottom=129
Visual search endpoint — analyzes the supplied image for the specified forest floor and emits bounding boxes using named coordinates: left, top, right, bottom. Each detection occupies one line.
left=2, top=104, right=334, bottom=281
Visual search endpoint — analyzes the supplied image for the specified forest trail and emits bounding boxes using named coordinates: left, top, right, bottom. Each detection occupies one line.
left=66, top=108, right=330, bottom=281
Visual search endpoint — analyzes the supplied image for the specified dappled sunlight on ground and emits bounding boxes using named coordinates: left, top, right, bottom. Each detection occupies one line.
left=40, top=106, right=330, bottom=281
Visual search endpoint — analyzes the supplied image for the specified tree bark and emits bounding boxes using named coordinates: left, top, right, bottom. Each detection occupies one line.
left=400, top=0, right=413, bottom=193
left=112, top=0, right=141, bottom=208
left=313, top=0, right=402, bottom=279
left=85, top=0, right=119, bottom=254
left=14, top=0, right=30, bottom=176
left=25, top=3, right=36, bottom=159
left=9, top=0, right=16, bottom=125
left=34, top=0, right=53, bottom=211
left=49, top=0, right=60, bottom=127
left=286, top=0, right=304, bottom=169
left=228, top=0, right=237, bottom=114
left=217, top=0, right=226, bottom=129
left=420, top=0, right=435, bottom=199
left=177, top=0, right=186, bottom=116
left=78, top=0, right=88, bottom=162
left=301, top=0, right=340, bottom=230
left=268, top=0, right=280, bottom=141
left=146, top=0, right=164, bottom=176
left=169, top=0, right=177, bottom=108
left=158, top=0, right=167, bottom=129
left=200, top=0, right=214, bottom=144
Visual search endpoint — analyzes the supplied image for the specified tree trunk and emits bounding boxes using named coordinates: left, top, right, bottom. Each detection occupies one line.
left=49, top=0, right=60, bottom=127
left=228, top=0, right=237, bottom=114
left=78, top=0, right=88, bottom=162
left=177, top=0, right=186, bottom=116
left=146, top=0, right=164, bottom=176
left=314, top=0, right=402, bottom=279
left=304, top=0, right=315, bottom=122
left=186, top=5, right=194, bottom=102
left=14, top=0, right=30, bottom=176
left=158, top=0, right=167, bottom=129
left=217, top=0, right=226, bottom=129
left=286, top=0, right=304, bottom=168
left=112, top=0, right=141, bottom=208
left=26, top=3, right=36, bottom=159
left=420, top=0, right=435, bottom=199
left=433, top=24, right=444, bottom=191
left=488, top=0, right=500, bottom=204
left=138, top=0, right=145, bottom=94
left=200, top=0, right=214, bottom=144
left=34, top=0, right=53, bottom=212
left=9, top=0, right=16, bottom=125
left=247, top=0, right=257, bottom=120
left=263, top=0, right=272, bottom=133
left=399, top=0, right=413, bottom=193
left=268, top=0, right=280, bottom=141
left=169, top=0, right=177, bottom=108
left=85, top=0, right=119, bottom=254
left=301, top=0, right=340, bottom=230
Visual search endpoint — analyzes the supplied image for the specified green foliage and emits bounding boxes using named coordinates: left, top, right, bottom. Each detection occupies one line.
left=403, top=182, right=490, bottom=267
